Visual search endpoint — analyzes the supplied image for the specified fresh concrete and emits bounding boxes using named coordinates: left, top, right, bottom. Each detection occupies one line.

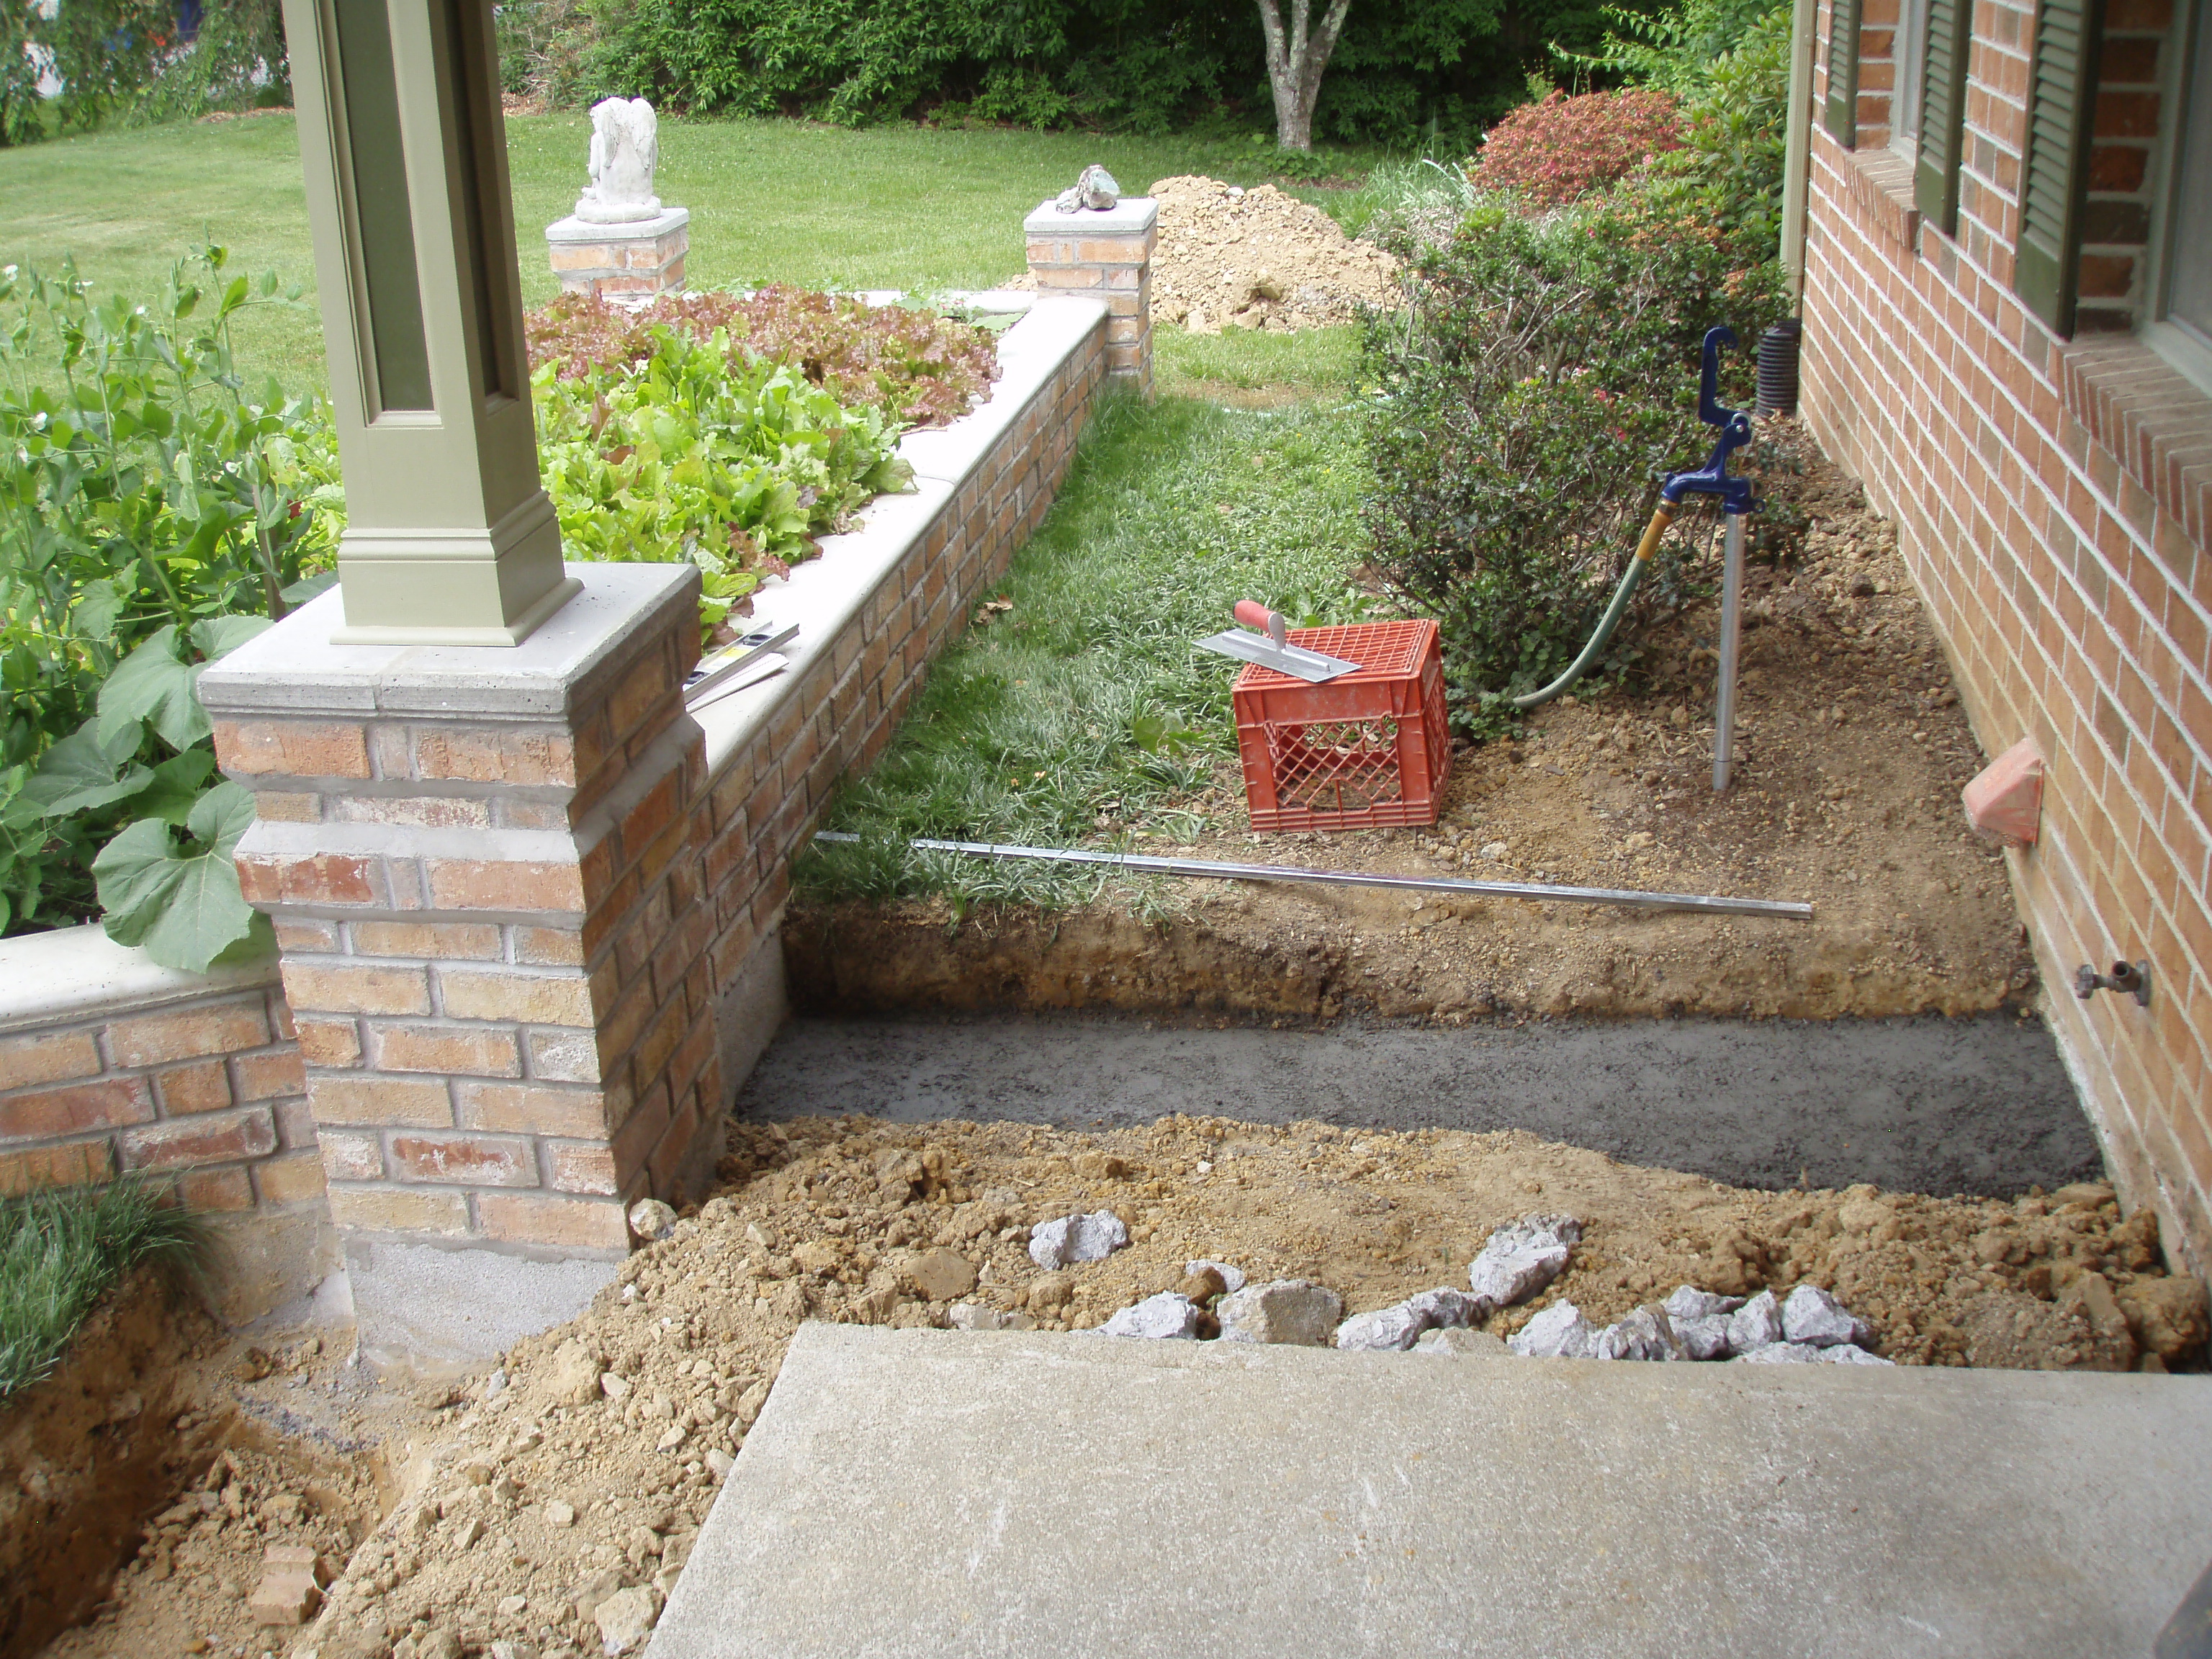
left=0, top=922, right=279, bottom=1034
left=342, top=1238, right=616, bottom=1382
left=652, top=1323, right=2212, bottom=1659
left=734, top=1012, right=2098, bottom=1196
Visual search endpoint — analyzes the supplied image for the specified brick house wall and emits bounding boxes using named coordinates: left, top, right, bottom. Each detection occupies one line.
left=1803, top=0, right=2212, bottom=1274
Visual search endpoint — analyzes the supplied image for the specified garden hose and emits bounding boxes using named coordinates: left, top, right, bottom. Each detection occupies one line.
left=1508, top=502, right=1677, bottom=711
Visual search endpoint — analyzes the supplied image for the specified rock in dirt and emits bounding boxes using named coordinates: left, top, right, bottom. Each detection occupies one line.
left=1673, top=1316, right=1733, bottom=1360
left=1509, top=1300, right=1595, bottom=1359
left=594, top=1583, right=661, bottom=1654
left=1028, top=1210, right=1129, bottom=1269
left=1218, top=1280, right=1342, bottom=1346
left=1466, top=1214, right=1581, bottom=1308
left=909, top=1248, right=977, bottom=1301
left=1185, top=1259, right=1246, bottom=1293
left=537, top=1338, right=602, bottom=1407
left=1027, top=1272, right=1076, bottom=1313
left=1591, top=1305, right=1683, bottom=1361
left=1336, top=1287, right=1486, bottom=1352
left=1177, top=1267, right=1229, bottom=1303
left=1726, top=1290, right=1784, bottom=1354
left=1413, top=1328, right=1509, bottom=1356
left=1099, top=1292, right=1202, bottom=1339
left=1821, top=1344, right=1895, bottom=1365
left=1734, top=1341, right=1826, bottom=1364
left=1663, top=1285, right=1746, bottom=1323
left=949, top=1302, right=1034, bottom=1332
left=1781, top=1285, right=1874, bottom=1348
left=627, top=1199, right=678, bottom=1242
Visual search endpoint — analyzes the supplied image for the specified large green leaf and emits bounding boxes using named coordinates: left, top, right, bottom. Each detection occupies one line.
left=92, top=780, right=258, bottom=973
left=96, top=625, right=207, bottom=752
left=129, top=750, right=219, bottom=825
left=13, top=723, right=154, bottom=822
left=188, top=613, right=274, bottom=661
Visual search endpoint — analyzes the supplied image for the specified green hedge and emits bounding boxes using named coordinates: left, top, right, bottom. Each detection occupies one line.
left=526, top=0, right=1627, bottom=148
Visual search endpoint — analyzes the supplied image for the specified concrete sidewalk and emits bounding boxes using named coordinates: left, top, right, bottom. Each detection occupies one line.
left=649, top=1323, right=2211, bottom=1659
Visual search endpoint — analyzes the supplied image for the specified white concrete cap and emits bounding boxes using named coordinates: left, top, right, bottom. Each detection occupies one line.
left=1023, top=197, right=1159, bottom=239
left=546, top=207, right=691, bottom=243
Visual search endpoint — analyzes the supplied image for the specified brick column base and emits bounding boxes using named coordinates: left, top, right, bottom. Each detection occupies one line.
left=547, top=207, right=691, bottom=303
left=1025, top=197, right=1156, bottom=395
left=201, top=565, right=723, bottom=1266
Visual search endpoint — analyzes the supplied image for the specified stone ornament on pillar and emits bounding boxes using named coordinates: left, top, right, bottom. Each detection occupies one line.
left=547, top=96, right=691, bottom=304
left=1025, top=174, right=1156, bottom=396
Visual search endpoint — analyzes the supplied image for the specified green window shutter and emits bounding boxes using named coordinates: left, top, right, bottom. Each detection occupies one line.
left=2016, top=0, right=2105, bottom=333
left=1914, top=0, right=1974, bottom=231
left=1824, top=0, right=1863, bottom=146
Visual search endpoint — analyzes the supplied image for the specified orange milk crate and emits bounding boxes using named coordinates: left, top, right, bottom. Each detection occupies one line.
left=1232, top=619, right=1451, bottom=832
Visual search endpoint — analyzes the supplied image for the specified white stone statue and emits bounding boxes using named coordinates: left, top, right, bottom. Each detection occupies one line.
left=575, top=97, right=662, bottom=224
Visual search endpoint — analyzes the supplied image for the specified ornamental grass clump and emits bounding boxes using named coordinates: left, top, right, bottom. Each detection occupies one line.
left=1469, top=89, right=1682, bottom=205
left=0, top=1176, right=211, bottom=1400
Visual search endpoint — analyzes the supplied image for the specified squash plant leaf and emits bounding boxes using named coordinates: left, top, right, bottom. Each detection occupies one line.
left=95, top=625, right=207, bottom=752
left=92, top=780, right=259, bottom=972
left=188, top=613, right=274, bottom=661
left=15, top=721, right=155, bottom=822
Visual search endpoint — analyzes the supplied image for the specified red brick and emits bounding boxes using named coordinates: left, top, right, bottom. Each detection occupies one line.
left=367, top=1025, right=522, bottom=1078
left=309, top=1075, right=452, bottom=1127
left=120, top=1107, right=276, bottom=1172
left=156, top=1059, right=233, bottom=1115
left=0, top=1030, right=102, bottom=1092
left=327, top=1187, right=469, bottom=1234
left=349, top=922, right=504, bottom=960
left=295, top=1018, right=363, bottom=1068
left=280, top=963, right=431, bottom=1017
left=388, top=1132, right=536, bottom=1186
left=423, top=860, right=585, bottom=914
left=212, top=719, right=371, bottom=780
left=545, top=1141, right=619, bottom=1195
left=454, top=1082, right=608, bottom=1138
left=436, top=968, right=595, bottom=1027
left=412, top=727, right=576, bottom=786
left=176, top=1165, right=256, bottom=1212
left=477, top=1191, right=629, bottom=1250
left=234, top=1048, right=308, bottom=1101
left=0, top=1138, right=114, bottom=1197
left=109, top=1002, right=270, bottom=1067
left=0, top=1076, right=153, bottom=1141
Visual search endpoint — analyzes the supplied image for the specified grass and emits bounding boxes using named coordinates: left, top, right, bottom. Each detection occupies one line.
left=0, top=112, right=1384, bottom=393
left=0, top=1177, right=210, bottom=1401
left=799, top=326, right=1377, bottom=912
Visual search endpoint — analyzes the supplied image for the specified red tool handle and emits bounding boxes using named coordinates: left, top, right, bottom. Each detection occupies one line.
left=1234, top=600, right=1288, bottom=650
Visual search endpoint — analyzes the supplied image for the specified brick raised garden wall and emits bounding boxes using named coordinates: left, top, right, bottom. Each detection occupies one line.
left=1803, top=0, right=2212, bottom=1275
left=0, top=930, right=326, bottom=1318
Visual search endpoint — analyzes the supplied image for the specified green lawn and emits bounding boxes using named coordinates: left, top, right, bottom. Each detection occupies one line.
left=0, top=112, right=1375, bottom=392
left=800, top=326, right=1374, bottom=911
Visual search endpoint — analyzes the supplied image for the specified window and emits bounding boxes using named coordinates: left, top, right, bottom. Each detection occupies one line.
left=1893, top=0, right=1930, bottom=148
left=2146, top=0, right=2211, bottom=390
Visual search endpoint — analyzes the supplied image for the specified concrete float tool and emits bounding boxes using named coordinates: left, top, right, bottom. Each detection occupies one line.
left=810, top=833, right=1813, bottom=920
left=1195, top=600, right=1362, bottom=683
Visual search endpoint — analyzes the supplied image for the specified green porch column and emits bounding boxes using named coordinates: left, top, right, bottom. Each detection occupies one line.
left=278, top=0, right=580, bottom=644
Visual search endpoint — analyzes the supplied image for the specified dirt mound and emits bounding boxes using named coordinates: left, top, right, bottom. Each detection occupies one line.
left=250, top=1112, right=2201, bottom=1659
left=1146, top=176, right=1396, bottom=333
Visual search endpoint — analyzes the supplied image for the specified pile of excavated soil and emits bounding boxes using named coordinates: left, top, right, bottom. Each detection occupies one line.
left=34, top=1113, right=2208, bottom=1659
left=1148, top=176, right=1398, bottom=333
left=789, top=417, right=2032, bottom=1023
left=1011, top=176, right=1398, bottom=333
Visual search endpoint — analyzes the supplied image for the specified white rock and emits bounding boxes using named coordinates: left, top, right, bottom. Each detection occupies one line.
left=626, top=1199, right=677, bottom=1242
left=1781, top=1284, right=1874, bottom=1348
left=1509, top=1300, right=1595, bottom=1358
left=600, top=1372, right=631, bottom=1401
left=1028, top=1210, right=1129, bottom=1269
left=490, top=1642, right=539, bottom=1659
left=1480, top=841, right=1510, bottom=860
left=1185, top=1259, right=1247, bottom=1294
left=593, top=1584, right=661, bottom=1655
left=483, top=1368, right=508, bottom=1401
left=1662, top=1285, right=1745, bottom=1322
left=1406, top=1287, right=1487, bottom=1328
left=1673, top=1314, right=1734, bottom=1360
left=948, top=1303, right=1035, bottom=1332
left=1820, top=1342, right=1895, bottom=1366
left=1725, top=1289, right=1784, bottom=1352
left=1588, top=1306, right=1683, bottom=1362
left=1218, top=1280, right=1341, bottom=1345
left=1732, top=1341, right=1825, bottom=1363
left=705, top=1449, right=735, bottom=1480
left=544, top=1500, right=576, bottom=1528
left=1336, top=1287, right=1487, bottom=1352
left=1465, top=1214, right=1581, bottom=1308
left=655, top=1424, right=688, bottom=1452
left=1099, top=1292, right=1202, bottom=1339
left=1413, top=1328, right=1509, bottom=1356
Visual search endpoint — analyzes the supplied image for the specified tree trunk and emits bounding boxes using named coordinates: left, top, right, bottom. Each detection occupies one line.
left=1254, top=0, right=1353, bottom=152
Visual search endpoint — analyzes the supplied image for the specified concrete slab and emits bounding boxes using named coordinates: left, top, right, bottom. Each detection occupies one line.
left=343, top=1238, right=616, bottom=1382
left=652, top=1324, right=2212, bottom=1659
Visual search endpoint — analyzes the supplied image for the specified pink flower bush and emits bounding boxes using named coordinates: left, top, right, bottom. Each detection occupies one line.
left=1472, top=89, right=1684, bottom=205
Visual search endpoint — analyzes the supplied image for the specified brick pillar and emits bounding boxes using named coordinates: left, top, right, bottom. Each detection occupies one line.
left=547, top=207, right=691, bottom=304
left=199, top=565, right=723, bottom=1266
left=1025, top=197, right=1156, bottom=395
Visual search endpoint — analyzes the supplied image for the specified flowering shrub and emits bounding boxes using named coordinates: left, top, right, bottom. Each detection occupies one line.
left=524, top=287, right=1000, bottom=431
left=1470, top=89, right=1682, bottom=204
